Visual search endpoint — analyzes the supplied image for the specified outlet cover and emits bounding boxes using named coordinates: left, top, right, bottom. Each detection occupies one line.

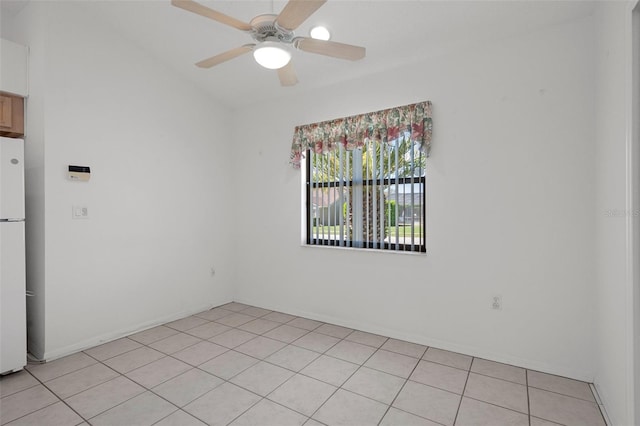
left=491, top=295, right=502, bottom=310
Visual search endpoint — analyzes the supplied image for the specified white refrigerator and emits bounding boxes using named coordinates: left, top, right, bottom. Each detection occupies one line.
left=0, top=136, right=26, bottom=374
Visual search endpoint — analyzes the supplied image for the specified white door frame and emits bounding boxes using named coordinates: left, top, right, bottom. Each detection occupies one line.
left=625, top=0, right=640, bottom=424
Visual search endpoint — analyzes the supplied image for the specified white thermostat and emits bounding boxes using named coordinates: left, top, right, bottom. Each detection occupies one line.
left=68, top=165, right=90, bottom=181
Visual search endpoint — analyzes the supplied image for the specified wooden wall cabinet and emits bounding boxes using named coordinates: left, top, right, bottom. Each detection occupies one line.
left=0, top=92, right=24, bottom=138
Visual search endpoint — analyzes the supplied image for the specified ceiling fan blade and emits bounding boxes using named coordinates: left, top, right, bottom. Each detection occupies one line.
left=196, top=45, right=254, bottom=68
left=278, top=62, right=298, bottom=86
left=171, top=0, right=252, bottom=31
left=275, top=0, right=327, bottom=30
left=295, top=37, right=366, bottom=61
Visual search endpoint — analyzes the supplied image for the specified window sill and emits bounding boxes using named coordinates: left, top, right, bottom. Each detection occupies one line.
left=300, top=243, right=427, bottom=256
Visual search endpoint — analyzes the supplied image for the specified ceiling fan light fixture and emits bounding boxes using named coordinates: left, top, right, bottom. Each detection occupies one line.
left=253, top=42, right=291, bottom=69
left=310, top=26, right=330, bottom=41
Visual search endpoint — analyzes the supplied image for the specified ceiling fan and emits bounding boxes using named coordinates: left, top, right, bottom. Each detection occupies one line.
left=171, top=0, right=366, bottom=86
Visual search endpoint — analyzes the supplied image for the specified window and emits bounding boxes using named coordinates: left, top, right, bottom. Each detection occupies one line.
left=290, top=101, right=432, bottom=253
left=305, top=133, right=426, bottom=252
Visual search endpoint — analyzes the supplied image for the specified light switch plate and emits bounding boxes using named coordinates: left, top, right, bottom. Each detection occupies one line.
left=72, top=205, right=89, bottom=219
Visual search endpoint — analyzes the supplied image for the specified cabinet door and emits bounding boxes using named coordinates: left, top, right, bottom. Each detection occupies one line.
left=0, top=95, right=12, bottom=128
left=0, top=94, right=24, bottom=138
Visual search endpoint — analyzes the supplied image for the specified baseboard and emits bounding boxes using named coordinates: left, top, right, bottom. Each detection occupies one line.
left=233, top=298, right=594, bottom=383
left=37, top=301, right=229, bottom=362
left=591, top=383, right=614, bottom=426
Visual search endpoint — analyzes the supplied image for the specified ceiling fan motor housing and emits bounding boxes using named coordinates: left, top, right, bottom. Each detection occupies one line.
left=250, top=14, right=294, bottom=44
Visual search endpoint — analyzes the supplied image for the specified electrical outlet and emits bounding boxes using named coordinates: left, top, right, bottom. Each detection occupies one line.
left=210, top=267, right=216, bottom=277
left=491, top=295, right=502, bottom=310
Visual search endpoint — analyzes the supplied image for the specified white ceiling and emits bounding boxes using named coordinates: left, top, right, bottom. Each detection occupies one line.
left=5, top=0, right=596, bottom=109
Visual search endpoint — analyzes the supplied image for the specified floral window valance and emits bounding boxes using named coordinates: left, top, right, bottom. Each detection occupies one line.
left=289, top=101, right=432, bottom=168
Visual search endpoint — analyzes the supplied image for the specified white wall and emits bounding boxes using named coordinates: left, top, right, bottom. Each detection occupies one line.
left=593, top=1, right=640, bottom=425
left=2, top=2, right=235, bottom=360
left=232, top=16, right=597, bottom=381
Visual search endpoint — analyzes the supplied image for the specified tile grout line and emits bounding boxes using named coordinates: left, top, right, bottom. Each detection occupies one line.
left=9, top=302, right=602, bottom=426
left=451, top=356, right=472, bottom=425
left=12, top=367, right=90, bottom=426
left=304, top=335, right=389, bottom=424
left=526, top=368, right=531, bottom=426
left=375, top=344, right=428, bottom=426
left=79, top=310, right=394, bottom=425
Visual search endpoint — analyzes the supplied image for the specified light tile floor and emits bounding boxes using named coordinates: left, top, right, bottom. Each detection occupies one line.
left=0, top=302, right=607, bottom=426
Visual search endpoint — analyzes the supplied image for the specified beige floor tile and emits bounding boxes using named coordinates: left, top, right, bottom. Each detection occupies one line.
left=186, top=322, right=232, bottom=339
left=0, top=385, right=59, bottom=425
left=230, top=361, right=294, bottom=396
left=0, top=370, right=38, bottom=398
left=314, top=324, right=353, bottom=339
left=90, top=391, right=177, bottom=426
left=84, top=338, right=142, bottom=361
left=409, top=360, right=468, bottom=394
left=470, top=358, right=526, bottom=385
left=364, top=349, right=420, bottom=379
left=221, top=302, right=252, bottom=312
left=380, top=339, right=427, bottom=359
left=464, top=372, right=528, bottom=413
left=287, top=318, right=323, bottom=331
left=422, top=348, right=472, bottom=371
left=65, top=376, right=145, bottom=419
left=5, top=401, right=83, bottom=426
left=126, top=357, right=191, bottom=388
left=325, top=340, right=377, bottom=365
left=262, top=312, right=297, bottom=324
left=199, top=350, right=259, bottom=380
left=235, top=336, right=287, bottom=359
left=230, top=399, right=307, bottom=426
left=528, top=371, right=596, bottom=402
left=193, top=307, right=234, bottom=322
left=455, top=397, right=528, bottom=426
left=165, top=316, right=209, bottom=332
left=103, top=347, right=165, bottom=374
left=312, top=389, right=388, bottom=426
left=300, top=355, right=359, bottom=387
left=5, top=307, right=606, bottom=426
left=345, top=331, right=388, bottom=348
left=264, top=325, right=310, bottom=343
left=153, top=410, right=207, bottom=426
left=26, top=353, right=97, bottom=382
left=529, top=387, right=605, bottom=426
left=209, top=329, right=258, bottom=349
left=183, top=382, right=261, bottom=426
left=148, top=333, right=202, bottom=355
left=392, top=380, right=460, bottom=426
left=266, top=345, right=320, bottom=372
left=268, top=374, right=336, bottom=416
left=343, top=367, right=406, bottom=404
left=238, top=318, right=282, bottom=335
left=293, top=332, right=340, bottom=353
left=530, top=417, right=564, bottom=426
left=215, top=312, right=256, bottom=327
left=241, top=307, right=274, bottom=318
left=380, top=407, right=441, bottom=426
left=153, top=369, right=224, bottom=407
left=45, top=363, right=119, bottom=399
left=172, top=341, right=228, bottom=366
left=128, top=326, right=179, bottom=345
